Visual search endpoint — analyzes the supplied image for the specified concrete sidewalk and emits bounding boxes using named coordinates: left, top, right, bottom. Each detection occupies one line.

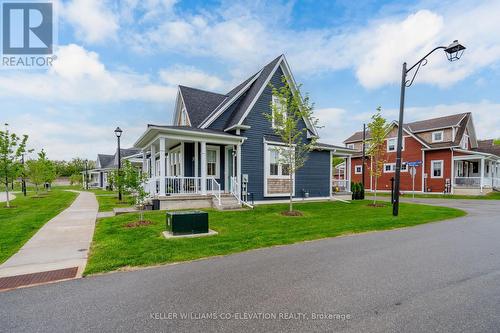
left=0, top=191, right=98, bottom=278
left=0, top=192, right=16, bottom=203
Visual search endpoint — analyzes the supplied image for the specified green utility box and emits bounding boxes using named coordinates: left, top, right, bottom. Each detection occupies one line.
left=166, top=211, right=209, bottom=235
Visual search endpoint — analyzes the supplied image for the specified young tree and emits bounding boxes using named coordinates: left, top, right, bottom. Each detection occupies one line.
left=27, top=150, right=52, bottom=193
left=0, top=124, right=28, bottom=208
left=119, top=161, right=148, bottom=221
left=265, top=76, right=320, bottom=214
left=70, top=173, right=83, bottom=186
left=367, top=107, right=389, bottom=205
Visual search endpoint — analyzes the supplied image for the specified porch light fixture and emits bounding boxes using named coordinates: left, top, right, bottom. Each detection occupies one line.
left=392, top=40, right=466, bottom=217
left=444, top=40, right=466, bottom=62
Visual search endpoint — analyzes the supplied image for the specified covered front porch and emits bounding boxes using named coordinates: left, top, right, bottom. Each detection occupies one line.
left=453, top=152, right=500, bottom=194
left=135, top=126, right=245, bottom=207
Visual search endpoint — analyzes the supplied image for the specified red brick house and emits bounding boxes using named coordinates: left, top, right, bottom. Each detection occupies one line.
left=344, top=113, right=500, bottom=195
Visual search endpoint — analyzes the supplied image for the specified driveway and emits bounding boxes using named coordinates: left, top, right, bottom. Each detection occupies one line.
left=1, top=199, right=500, bottom=332
left=0, top=191, right=98, bottom=278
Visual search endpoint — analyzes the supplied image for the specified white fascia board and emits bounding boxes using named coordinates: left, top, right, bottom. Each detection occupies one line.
left=199, top=72, right=262, bottom=129
left=224, top=124, right=251, bottom=132
left=232, top=56, right=284, bottom=130
left=391, top=121, right=430, bottom=148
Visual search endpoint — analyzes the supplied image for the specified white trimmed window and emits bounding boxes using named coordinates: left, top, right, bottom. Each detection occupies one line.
left=266, top=144, right=293, bottom=178
left=206, top=146, right=220, bottom=178
left=169, top=147, right=182, bottom=176
left=346, top=143, right=355, bottom=149
left=384, top=163, right=395, bottom=173
left=386, top=137, right=404, bottom=152
left=432, top=131, right=444, bottom=142
left=355, top=165, right=362, bottom=174
left=271, top=95, right=287, bottom=129
left=431, top=160, right=443, bottom=178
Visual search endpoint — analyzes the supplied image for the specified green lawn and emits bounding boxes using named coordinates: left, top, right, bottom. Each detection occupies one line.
left=373, top=191, right=500, bottom=200
left=94, top=193, right=134, bottom=212
left=85, top=200, right=466, bottom=275
left=0, top=189, right=78, bottom=264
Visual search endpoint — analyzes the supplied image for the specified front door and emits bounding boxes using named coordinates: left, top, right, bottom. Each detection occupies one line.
left=225, top=147, right=235, bottom=192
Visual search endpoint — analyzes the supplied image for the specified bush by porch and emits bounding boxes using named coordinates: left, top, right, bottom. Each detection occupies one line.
left=84, top=200, right=465, bottom=275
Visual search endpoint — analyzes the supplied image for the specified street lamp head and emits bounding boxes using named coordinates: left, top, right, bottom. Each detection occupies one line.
left=114, top=127, right=123, bottom=138
left=444, top=40, right=466, bottom=62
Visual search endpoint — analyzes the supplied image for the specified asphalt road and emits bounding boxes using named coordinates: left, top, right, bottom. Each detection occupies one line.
left=1, top=199, right=500, bottom=332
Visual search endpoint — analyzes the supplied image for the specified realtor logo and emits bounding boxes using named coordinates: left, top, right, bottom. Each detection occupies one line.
left=2, top=1, right=53, bottom=54
left=1, top=1, right=56, bottom=68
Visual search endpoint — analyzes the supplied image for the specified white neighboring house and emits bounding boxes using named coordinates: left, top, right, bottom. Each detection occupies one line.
left=85, top=148, right=142, bottom=189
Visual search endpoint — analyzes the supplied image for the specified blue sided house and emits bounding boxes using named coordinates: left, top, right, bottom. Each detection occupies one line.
left=133, top=55, right=354, bottom=210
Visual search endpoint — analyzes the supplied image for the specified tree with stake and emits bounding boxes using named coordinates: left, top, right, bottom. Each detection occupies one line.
left=366, top=108, right=389, bottom=206
left=265, top=76, right=319, bottom=215
left=120, top=160, right=149, bottom=221
left=0, top=124, right=28, bottom=208
left=27, top=150, right=51, bottom=194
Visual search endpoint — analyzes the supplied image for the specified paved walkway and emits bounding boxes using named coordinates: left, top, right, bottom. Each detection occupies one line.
left=0, top=191, right=98, bottom=279
left=0, top=192, right=16, bottom=203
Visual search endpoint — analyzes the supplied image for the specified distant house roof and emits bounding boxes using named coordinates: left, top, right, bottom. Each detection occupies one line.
left=344, top=113, right=475, bottom=151
left=95, top=148, right=141, bottom=170
left=473, top=139, right=500, bottom=157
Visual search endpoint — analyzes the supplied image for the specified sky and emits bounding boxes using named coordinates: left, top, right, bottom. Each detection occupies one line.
left=2, top=0, right=500, bottom=160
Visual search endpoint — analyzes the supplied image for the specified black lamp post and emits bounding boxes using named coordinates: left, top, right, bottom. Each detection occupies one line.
left=393, top=40, right=465, bottom=216
left=114, top=127, right=123, bottom=201
left=21, top=153, right=27, bottom=196
left=84, top=159, right=89, bottom=190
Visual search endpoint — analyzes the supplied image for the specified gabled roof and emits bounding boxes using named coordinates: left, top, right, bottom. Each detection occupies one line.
left=224, top=55, right=282, bottom=131
left=344, top=112, right=474, bottom=151
left=406, top=113, right=468, bottom=132
left=170, top=55, right=318, bottom=136
left=97, top=154, right=114, bottom=169
left=178, top=86, right=226, bottom=127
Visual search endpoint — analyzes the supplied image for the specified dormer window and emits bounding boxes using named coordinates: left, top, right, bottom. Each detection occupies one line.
left=346, top=143, right=354, bottom=149
left=271, top=95, right=286, bottom=129
left=432, top=131, right=444, bottom=143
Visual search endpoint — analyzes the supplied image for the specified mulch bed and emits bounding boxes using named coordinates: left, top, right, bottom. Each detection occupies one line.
left=124, top=220, right=153, bottom=228
left=281, top=210, right=304, bottom=216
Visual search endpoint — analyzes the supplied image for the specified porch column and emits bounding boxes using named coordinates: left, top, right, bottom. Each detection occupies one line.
left=237, top=143, right=242, bottom=196
left=166, top=154, right=170, bottom=177
left=159, top=138, right=166, bottom=196
left=200, top=141, right=207, bottom=195
left=347, top=155, right=352, bottom=191
left=194, top=142, right=199, bottom=177
left=150, top=144, right=156, bottom=177
left=142, top=150, right=147, bottom=174
left=480, top=157, right=485, bottom=193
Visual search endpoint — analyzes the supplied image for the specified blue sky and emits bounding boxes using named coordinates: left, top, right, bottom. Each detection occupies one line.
left=3, top=0, right=500, bottom=160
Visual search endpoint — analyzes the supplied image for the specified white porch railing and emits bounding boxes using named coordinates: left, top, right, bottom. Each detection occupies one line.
left=230, top=176, right=241, bottom=204
left=454, top=177, right=481, bottom=187
left=143, top=176, right=221, bottom=202
left=208, top=178, right=221, bottom=205
left=332, top=179, right=350, bottom=192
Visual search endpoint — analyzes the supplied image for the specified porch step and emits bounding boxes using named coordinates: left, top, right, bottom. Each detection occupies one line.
left=212, top=195, right=242, bottom=211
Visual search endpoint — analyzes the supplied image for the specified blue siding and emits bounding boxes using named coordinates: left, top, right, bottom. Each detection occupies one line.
left=209, top=95, right=245, bottom=131
left=183, top=142, right=195, bottom=177
left=239, top=66, right=330, bottom=201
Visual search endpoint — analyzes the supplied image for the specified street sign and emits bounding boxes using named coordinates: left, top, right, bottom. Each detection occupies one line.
left=407, top=160, right=422, bottom=167
left=409, top=166, right=417, bottom=177
left=410, top=166, right=417, bottom=198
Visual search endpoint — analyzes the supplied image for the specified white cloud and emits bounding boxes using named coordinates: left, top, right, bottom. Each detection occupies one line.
left=123, top=0, right=500, bottom=89
left=159, top=65, right=225, bottom=91
left=0, top=44, right=176, bottom=103
left=63, top=0, right=119, bottom=44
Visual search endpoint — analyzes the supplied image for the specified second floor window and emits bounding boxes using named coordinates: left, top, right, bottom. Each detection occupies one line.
left=271, top=95, right=287, bottom=129
left=387, top=138, right=396, bottom=152
left=432, top=131, right=444, bottom=142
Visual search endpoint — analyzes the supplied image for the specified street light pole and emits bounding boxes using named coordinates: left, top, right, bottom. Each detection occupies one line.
left=21, top=153, right=27, bottom=196
left=362, top=123, right=366, bottom=193
left=392, top=40, right=465, bottom=216
left=115, top=127, right=123, bottom=202
left=85, top=159, right=89, bottom=190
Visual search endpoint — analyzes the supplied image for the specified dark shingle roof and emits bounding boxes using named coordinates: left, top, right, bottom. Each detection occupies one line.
left=473, top=139, right=500, bottom=157
left=224, top=55, right=283, bottom=130
left=97, top=154, right=114, bottom=169
left=179, top=86, right=227, bottom=127
left=406, top=113, right=468, bottom=132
